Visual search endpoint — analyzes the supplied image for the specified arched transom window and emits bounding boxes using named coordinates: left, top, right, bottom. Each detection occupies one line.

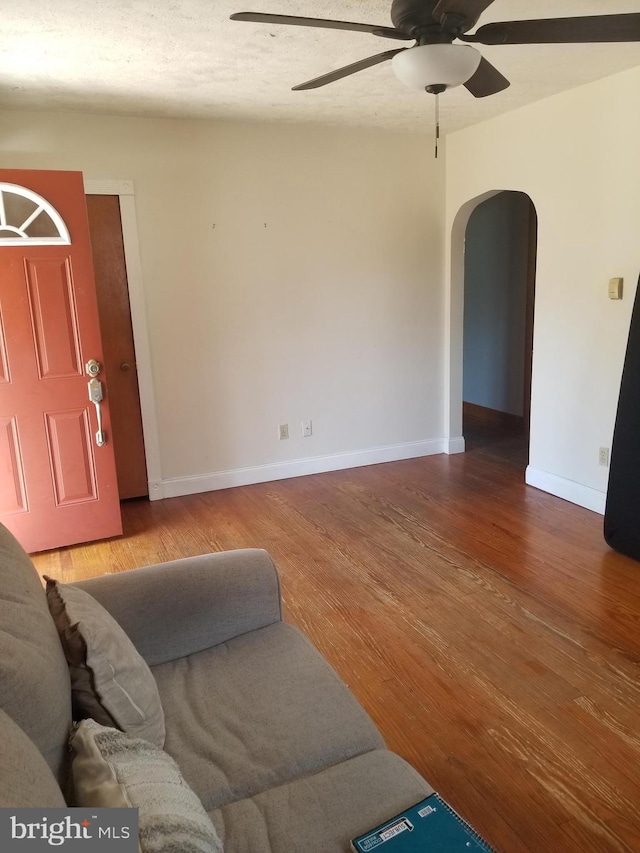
left=0, top=183, right=71, bottom=246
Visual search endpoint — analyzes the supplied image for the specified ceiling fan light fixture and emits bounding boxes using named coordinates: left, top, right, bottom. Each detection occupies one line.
left=392, top=44, right=481, bottom=91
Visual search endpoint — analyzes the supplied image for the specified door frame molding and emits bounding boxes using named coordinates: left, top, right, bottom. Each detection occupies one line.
left=445, top=189, right=499, bottom=450
left=84, top=179, right=162, bottom=500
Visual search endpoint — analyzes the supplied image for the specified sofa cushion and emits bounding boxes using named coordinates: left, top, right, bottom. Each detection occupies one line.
left=71, top=719, right=222, bottom=853
left=45, top=578, right=166, bottom=747
left=152, top=622, right=384, bottom=811
left=209, top=749, right=434, bottom=853
left=0, top=524, right=72, bottom=784
left=0, top=709, right=67, bottom=808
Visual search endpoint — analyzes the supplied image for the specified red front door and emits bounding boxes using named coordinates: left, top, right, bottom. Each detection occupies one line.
left=0, top=169, right=122, bottom=552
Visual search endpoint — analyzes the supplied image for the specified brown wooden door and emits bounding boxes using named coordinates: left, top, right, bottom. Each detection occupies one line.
left=86, top=196, right=148, bottom=499
left=0, top=170, right=122, bottom=552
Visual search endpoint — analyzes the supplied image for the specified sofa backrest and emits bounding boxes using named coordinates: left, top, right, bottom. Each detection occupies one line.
left=0, top=523, right=72, bottom=787
left=0, top=708, right=66, bottom=807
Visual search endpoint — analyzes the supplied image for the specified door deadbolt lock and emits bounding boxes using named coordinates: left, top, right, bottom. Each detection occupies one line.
left=86, top=360, right=106, bottom=446
left=87, top=378, right=106, bottom=447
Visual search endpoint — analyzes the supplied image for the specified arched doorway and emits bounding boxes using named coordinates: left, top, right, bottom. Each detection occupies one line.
left=447, top=190, right=538, bottom=472
left=463, top=191, right=537, bottom=467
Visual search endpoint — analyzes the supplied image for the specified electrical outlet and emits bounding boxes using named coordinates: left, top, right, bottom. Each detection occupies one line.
left=599, top=447, right=609, bottom=466
left=279, top=424, right=289, bottom=440
left=302, top=419, right=312, bottom=438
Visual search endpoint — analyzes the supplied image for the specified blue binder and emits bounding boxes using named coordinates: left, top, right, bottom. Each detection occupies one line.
left=350, top=794, right=497, bottom=852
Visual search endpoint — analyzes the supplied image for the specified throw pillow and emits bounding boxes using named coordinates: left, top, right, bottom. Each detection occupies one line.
left=71, top=719, right=223, bottom=853
left=45, top=577, right=165, bottom=747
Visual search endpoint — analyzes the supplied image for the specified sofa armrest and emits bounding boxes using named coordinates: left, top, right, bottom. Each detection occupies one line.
left=73, top=549, right=282, bottom=666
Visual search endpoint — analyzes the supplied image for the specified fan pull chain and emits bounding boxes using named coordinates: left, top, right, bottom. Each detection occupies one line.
left=434, top=92, right=440, bottom=159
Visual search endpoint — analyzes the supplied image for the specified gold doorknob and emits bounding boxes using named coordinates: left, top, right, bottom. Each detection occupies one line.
left=121, top=362, right=131, bottom=371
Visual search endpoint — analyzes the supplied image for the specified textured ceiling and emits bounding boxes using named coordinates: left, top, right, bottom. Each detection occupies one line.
left=1, top=1, right=640, bottom=134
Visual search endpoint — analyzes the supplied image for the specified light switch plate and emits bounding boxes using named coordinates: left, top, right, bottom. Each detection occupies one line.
left=609, top=277, right=623, bottom=300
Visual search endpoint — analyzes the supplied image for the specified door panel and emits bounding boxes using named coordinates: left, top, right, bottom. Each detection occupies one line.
left=46, top=409, right=97, bottom=504
left=0, top=169, right=122, bottom=552
left=0, top=314, right=9, bottom=382
left=0, top=417, right=27, bottom=513
left=26, top=257, right=82, bottom=378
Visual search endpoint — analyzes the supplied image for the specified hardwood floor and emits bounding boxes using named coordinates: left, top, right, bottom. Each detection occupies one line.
left=463, top=404, right=529, bottom=470
left=32, top=449, right=640, bottom=852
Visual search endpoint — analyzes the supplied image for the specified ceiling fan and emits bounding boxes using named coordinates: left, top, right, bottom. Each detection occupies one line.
left=230, top=1, right=640, bottom=98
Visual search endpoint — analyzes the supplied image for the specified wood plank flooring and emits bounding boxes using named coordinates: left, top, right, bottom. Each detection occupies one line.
left=32, top=443, right=640, bottom=853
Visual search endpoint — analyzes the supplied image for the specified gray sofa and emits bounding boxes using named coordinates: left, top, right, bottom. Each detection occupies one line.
left=0, top=521, right=433, bottom=852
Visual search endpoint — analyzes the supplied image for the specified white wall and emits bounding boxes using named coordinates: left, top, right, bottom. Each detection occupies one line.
left=463, top=191, right=531, bottom=416
left=0, top=111, right=445, bottom=495
left=445, top=66, right=640, bottom=513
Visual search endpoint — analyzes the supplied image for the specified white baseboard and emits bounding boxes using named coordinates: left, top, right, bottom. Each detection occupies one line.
left=525, top=466, right=606, bottom=515
left=445, top=436, right=465, bottom=455
left=158, top=438, right=445, bottom=500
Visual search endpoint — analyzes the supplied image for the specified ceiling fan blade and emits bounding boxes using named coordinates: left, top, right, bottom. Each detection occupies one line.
left=432, top=1, right=496, bottom=31
left=229, top=12, right=412, bottom=41
left=464, top=56, right=510, bottom=98
left=292, top=49, right=407, bottom=91
left=468, top=13, right=640, bottom=45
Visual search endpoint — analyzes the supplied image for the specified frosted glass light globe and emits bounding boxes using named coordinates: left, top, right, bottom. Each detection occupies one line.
left=392, top=44, right=482, bottom=91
